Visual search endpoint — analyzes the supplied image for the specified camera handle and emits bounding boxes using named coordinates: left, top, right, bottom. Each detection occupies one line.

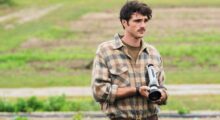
left=146, top=64, right=161, bottom=101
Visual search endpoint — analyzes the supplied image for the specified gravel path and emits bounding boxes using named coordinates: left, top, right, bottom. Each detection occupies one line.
left=0, top=84, right=220, bottom=97
left=0, top=111, right=220, bottom=120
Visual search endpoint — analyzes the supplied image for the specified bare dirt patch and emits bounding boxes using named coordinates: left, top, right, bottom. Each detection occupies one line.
left=70, top=11, right=122, bottom=44
left=29, top=59, right=93, bottom=72
left=148, top=7, right=220, bottom=36
left=20, top=38, right=75, bottom=50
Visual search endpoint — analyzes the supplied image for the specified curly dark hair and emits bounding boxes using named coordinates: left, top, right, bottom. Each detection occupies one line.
left=120, top=0, right=152, bottom=24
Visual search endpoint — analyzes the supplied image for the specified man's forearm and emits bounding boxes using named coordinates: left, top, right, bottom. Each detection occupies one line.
left=116, top=87, right=136, bottom=99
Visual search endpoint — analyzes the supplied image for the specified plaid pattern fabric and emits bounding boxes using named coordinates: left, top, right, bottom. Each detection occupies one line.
left=92, top=33, right=167, bottom=119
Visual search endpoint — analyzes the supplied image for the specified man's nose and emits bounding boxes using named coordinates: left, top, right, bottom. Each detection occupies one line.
left=140, top=21, right=146, bottom=28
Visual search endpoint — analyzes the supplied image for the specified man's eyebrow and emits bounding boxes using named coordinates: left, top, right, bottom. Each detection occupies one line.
left=133, top=18, right=148, bottom=21
left=133, top=18, right=142, bottom=20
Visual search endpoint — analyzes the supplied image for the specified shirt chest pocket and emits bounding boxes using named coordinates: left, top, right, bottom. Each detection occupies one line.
left=109, top=65, right=130, bottom=87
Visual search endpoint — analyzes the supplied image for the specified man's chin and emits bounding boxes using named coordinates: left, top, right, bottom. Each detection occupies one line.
left=136, top=34, right=144, bottom=39
left=132, top=33, right=145, bottom=39
left=134, top=36, right=143, bottom=40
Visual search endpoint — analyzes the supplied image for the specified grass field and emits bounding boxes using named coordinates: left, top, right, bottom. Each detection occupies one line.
left=0, top=0, right=220, bottom=87
left=1, top=95, right=220, bottom=112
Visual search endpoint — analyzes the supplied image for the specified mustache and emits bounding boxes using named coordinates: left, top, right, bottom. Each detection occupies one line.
left=138, top=28, right=145, bottom=32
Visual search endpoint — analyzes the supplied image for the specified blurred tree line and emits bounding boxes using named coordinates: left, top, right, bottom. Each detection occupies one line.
left=0, top=0, right=13, bottom=5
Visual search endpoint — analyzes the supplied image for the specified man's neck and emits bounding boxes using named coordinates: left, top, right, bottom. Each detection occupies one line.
left=122, top=33, right=141, bottom=47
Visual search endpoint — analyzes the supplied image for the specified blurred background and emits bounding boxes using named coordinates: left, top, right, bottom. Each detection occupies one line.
left=0, top=0, right=220, bottom=120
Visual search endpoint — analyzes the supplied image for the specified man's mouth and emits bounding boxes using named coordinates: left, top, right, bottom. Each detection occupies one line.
left=138, top=29, right=145, bottom=33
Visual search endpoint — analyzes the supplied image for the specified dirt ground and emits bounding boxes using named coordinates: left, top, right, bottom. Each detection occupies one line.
left=1, top=117, right=220, bottom=120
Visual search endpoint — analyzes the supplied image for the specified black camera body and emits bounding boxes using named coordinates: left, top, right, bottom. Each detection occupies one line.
left=146, top=64, right=161, bottom=101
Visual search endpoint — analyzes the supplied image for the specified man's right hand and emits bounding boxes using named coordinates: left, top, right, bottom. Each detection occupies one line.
left=139, top=86, right=150, bottom=98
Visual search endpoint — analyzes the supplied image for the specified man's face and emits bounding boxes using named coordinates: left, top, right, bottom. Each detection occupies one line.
left=122, top=12, right=148, bottom=39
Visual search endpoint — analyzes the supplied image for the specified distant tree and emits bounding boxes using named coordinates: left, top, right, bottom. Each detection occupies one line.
left=0, top=0, right=13, bottom=5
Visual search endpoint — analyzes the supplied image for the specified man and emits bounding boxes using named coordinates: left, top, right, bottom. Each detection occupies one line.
left=92, top=1, right=168, bottom=120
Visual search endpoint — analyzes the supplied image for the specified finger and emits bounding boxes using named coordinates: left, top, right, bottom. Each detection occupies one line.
left=143, top=86, right=150, bottom=91
left=145, top=93, right=149, bottom=97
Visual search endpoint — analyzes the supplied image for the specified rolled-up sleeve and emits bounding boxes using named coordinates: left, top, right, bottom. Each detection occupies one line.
left=158, top=57, right=168, bottom=105
left=91, top=50, right=118, bottom=103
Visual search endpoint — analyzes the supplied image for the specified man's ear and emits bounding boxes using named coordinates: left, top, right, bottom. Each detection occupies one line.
left=121, top=19, right=128, bottom=28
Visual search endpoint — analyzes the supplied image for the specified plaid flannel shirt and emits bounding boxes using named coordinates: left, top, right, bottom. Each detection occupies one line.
left=92, top=33, right=167, bottom=119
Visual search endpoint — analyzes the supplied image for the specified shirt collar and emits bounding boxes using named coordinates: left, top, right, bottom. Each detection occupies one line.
left=142, top=41, right=150, bottom=53
left=113, top=33, right=124, bottom=49
left=113, top=33, right=149, bottom=53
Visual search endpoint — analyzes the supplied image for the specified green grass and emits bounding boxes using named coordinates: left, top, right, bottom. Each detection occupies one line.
left=0, top=19, right=78, bottom=51
left=0, top=48, right=94, bottom=69
left=166, top=69, right=220, bottom=84
left=147, top=31, right=220, bottom=43
left=0, top=69, right=91, bottom=88
left=142, top=0, right=220, bottom=7
left=0, top=67, right=219, bottom=88
left=161, top=95, right=220, bottom=111
left=0, top=0, right=124, bottom=52
left=159, top=45, right=220, bottom=68
left=1, top=95, right=220, bottom=112
left=0, top=95, right=100, bottom=112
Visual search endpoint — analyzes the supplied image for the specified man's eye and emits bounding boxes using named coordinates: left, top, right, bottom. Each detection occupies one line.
left=134, top=19, right=142, bottom=23
left=144, top=19, right=148, bottom=23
